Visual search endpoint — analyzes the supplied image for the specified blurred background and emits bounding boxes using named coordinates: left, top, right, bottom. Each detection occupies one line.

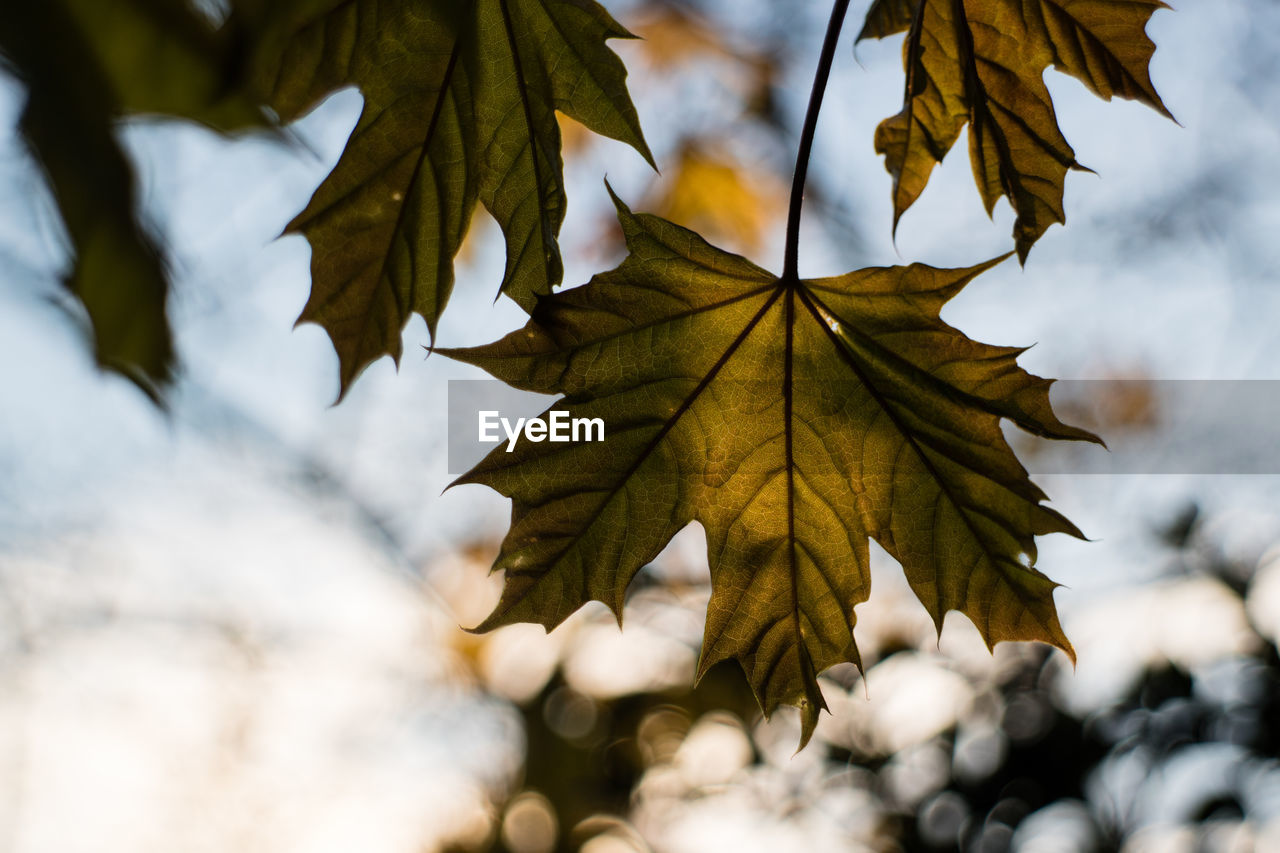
left=3, top=0, right=1280, bottom=850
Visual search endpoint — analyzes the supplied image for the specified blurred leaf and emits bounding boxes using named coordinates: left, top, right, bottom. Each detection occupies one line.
left=634, top=3, right=778, bottom=119
left=0, top=1, right=260, bottom=400
left=633, top=3, right=730, bottom=66
left=253, top=0, right=654, bottom=397
left=58, top=0, right=264, bottom=131
left=861, top=0, right=1172, bottom=260
left=0, top=1, right=265, bottom=399
left=443, top=192, right=1096, bottom=746
left=645, top=140, right=785, bottom=254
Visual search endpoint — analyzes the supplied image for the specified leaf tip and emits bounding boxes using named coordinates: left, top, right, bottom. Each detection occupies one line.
left=463, top=612, right=504, bottom=636
left=111, top=363, right=171, bottom=411
left=889, top=206, right=904, bottom=249
left=603, top=178, right=630, bottom=213
left=603, top=178, right=642, bottom=233
left=975, top=251, right=1016, bottom=276
left=442, top=471, right=469, bottom=494
left=329, top=375, right=357, bottom=407
left=795, top=675, right=829, bottom=754
left=928, top=606, right=947, bottom=641
left=1015, top=241, right=1032, bottom=267
left=796, top=703, right=820, bottom=753
left=851, top=39, right=868, bottom=70
left=465, top=599, right=548, bottom=637
left=280, top=206, right=310, bottom=240
left=633, top=140, right=659, bottom=173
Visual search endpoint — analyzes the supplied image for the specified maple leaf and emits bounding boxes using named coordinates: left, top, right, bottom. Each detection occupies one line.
left=442, top=191, right=1099, bottom=745
left=0, top=2, right=263, bottom=401
left=253, top=0, right=654, bottom=396
left=860, top=0, right=1172, bottom=260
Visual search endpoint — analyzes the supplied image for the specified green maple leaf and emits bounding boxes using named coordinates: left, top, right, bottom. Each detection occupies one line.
left=861, top=0, right=1172, bottom=260
left=442, top=192, right=1099, bottom=745
left=0, top=2, right=263, bottom=401
left=254, top=0, right=654, bottom=396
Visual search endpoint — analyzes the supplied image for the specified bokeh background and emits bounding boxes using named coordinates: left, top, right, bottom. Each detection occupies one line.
left=3, top=0, right=1280, bottom=851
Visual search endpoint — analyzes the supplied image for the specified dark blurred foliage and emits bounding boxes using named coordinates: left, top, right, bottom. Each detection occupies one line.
left=498, top=663, right=758, bottom=853
left=446, top=503, right=1280, bottom=853
left=0, top=1, right=266, bottom=398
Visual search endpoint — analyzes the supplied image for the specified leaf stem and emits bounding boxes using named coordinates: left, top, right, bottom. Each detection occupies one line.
left=783, top=0, right=851, bottom=282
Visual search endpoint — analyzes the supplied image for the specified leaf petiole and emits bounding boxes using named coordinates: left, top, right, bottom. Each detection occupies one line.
left=783, top=0, right=852, bottom=282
